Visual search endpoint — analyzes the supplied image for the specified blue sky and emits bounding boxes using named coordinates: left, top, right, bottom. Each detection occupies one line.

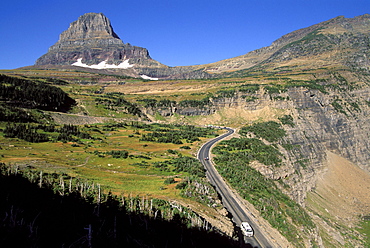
left=0, top=0, right=369, bottom=69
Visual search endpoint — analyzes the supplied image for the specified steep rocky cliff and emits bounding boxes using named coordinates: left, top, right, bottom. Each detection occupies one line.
left=259, top=84, right=370, bottom=204
left=141, top=71, right=370, bottom=207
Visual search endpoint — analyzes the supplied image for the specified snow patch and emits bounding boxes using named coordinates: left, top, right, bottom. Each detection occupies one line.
left=140, top=75, right=159, bottom=81
left=71, top=58, right=134, bottom=69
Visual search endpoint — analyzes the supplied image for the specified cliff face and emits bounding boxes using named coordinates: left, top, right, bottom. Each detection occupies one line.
left=143, top=75, right=370, bottom=206
left=269, top=86, right=370, bottom=204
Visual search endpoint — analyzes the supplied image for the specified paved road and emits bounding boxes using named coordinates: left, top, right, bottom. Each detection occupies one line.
left=198, top=127, right=273, bottom=248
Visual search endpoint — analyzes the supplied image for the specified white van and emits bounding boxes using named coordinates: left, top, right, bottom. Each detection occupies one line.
left=241, top=222, right=254, bottom=237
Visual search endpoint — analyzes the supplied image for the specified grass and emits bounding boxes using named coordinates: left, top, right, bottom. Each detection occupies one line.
left=0, top=125, right=183, bottom=191
left=0, top=121, right=219, bottom=204
left=73, top=166, right=174, bottom=197
left=358, top=218, right=370, bottom=247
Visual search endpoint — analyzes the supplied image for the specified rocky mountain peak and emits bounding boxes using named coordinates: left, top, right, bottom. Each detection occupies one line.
left=58, top=12, right=120, bottom=43
left=35, top=13, right=165, bottom=70
left=44, top=12, right=124, bottom=54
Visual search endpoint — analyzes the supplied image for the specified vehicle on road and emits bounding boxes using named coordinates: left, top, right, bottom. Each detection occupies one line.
left=241, top=222, right=254, bottom=237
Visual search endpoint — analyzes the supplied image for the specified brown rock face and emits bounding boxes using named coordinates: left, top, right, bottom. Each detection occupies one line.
left=35, top=13, right=158, bottom=67
left=54, top=12, right=121, bottom=46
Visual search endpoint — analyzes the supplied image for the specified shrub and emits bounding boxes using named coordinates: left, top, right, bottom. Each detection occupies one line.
left=278, top=115, right=295, bottom=127
left=164, top=178, right=176, bottom=184
left=240, top=121, right=286, bottom=142
left=4, top=123, right=49, bottom=143
left=180, top=146, right=191, bottom=149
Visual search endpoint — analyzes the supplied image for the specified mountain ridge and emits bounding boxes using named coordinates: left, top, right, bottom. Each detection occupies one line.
left=33, top=13, right=370, bottom=80
left=203, top=14, right=370, bottom=74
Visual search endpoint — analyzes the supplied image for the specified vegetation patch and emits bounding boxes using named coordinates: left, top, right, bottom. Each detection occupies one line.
left=331, top=99, right=347, bottom=115
left=265, top=85, right=287, bottom=95
left=242, top=95, right=259, bottom=102
left=239, top=121, right=286, bottom=142
left=177, top=176, right=221, bottom=208
left=213, top=137, right=315, bottom=246
left=153, top=156, right=205, bottom=177
left=95, top=92, right=143, bottom=117
left=0, top=120, right=219, bottom=207
left=179, top=98, right=212, bottom=108
left=214, top=137, right=282, bottom=166
left=4, top=123, right=49, bottom=143
left=358, top=216, right=370, bottom=247
left=0, top=104, right=52, bottom=123
left=238, top=84, right=260, bottom=93
left=284, top=79, right=329, bottom=94
left=214, top=89, right=236, bottom=99
left=0, top=74, right=75, bottom=111
left=279, top=114, right=295, bottom=127
left=94, top=150, right=129, bottom=159
left=140, top=124, right=216, bottom=144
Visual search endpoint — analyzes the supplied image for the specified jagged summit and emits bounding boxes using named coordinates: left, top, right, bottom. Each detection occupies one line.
left=58, top=12, right=120, bottom=43
left=52, top=12, right=121, bottom=48
left=35, top=13, right=164, bottom=70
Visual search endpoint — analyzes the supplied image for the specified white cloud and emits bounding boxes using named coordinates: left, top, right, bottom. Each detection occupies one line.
left=140, top=75, right=159, bottom=80
left=71, top=58, right=134, bottom=69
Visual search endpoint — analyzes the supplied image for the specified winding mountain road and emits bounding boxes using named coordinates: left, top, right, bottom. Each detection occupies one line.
left=198, top=127, right=274, bottom=248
